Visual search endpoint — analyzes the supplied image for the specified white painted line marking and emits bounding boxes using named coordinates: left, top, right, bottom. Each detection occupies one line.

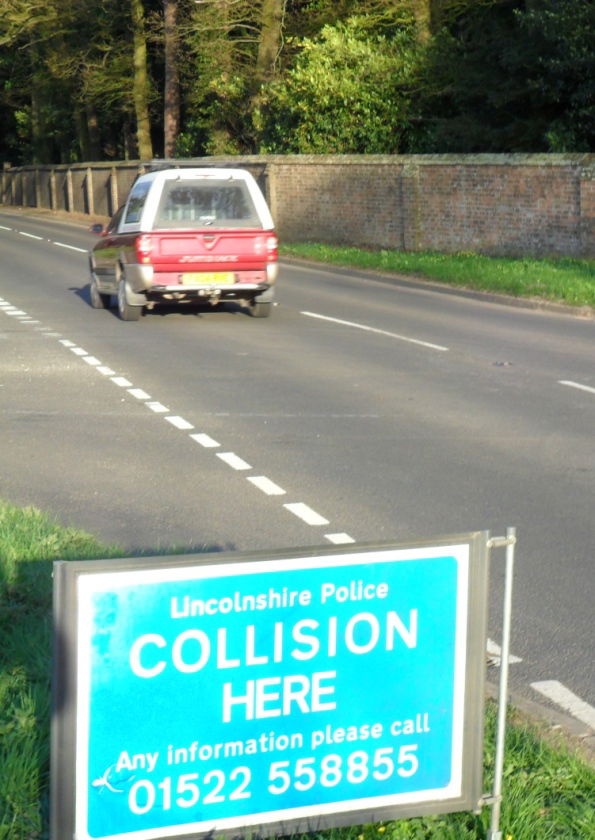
left=531, top=681, right=595, bottom=730
left=559, top=380, right=595, bottom=396
left=486, top=638, right=523, bottom=666
left=0, top=225, right=12, bottom=231
left=166, top=416, right=194, bottom=430
left=325, top=533, right=356, bottom=544
left=97, top=366, right=116, bottom=376
left=217, top=452, right=252, bottom=471
left=301, top=311, right=449, bottom=352
left=24, top=320, right=41, bottom=325
left=19, top=231, right=43, bottom=240
left=111, top=376, right=133, bottom=387
left=53, top=241, right=87, bottom=253
left=83, top=356, right=101, bottom=366
left=60, top=339, right=76, bottom=347
left=247, top=476, right=286, bottom=495
left=128, top=388, right=151, bottom=400
left=9, top=310, right=27, bottom=316
left=70, top=347, right=88, bottom=356
left=190, top=433, right=220, bottom=448
left=284, top=503, right=330, bottom=526
left=146, top=401, right=169, bottom=413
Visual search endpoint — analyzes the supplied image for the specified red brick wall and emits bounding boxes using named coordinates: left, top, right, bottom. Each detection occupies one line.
left=267, top=154, right=594, bottom=257
left=3, top=154, right=594, bottom=257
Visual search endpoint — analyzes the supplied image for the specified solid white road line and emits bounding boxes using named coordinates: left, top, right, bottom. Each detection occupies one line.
left=247, top=476, right=286, bottom=496
left=165, top=416, right=194, bottom=430
left=190, top=433, right=220, bottom=448
left=559, top=379, right=595, bottom=396
left=284, top=503, right=330, bottom=526
left=531, top=680, right=595, bottom=730
left=216, top=452, right=252, bottom=471
left=301, top=310, right=449, bottom=352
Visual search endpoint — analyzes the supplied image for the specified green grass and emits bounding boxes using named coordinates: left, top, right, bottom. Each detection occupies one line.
left=280, top=243, right=595, bottom=309
left=1, top=499, right=594, bottom=839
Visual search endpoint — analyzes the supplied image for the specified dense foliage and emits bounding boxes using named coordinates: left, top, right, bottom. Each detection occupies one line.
left=0, top=0, right=593, bottom=164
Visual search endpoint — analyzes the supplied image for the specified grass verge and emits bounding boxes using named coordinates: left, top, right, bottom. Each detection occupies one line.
left=1, top=499, right=593, bottom=839
left=279, top=244, right=595, bottom=310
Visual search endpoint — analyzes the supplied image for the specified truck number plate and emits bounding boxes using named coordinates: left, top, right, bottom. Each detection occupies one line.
left=181, top=272, right=235, bottom=285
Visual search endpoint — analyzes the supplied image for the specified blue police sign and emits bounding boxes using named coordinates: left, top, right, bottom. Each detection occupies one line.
left=52, top=536, right=489, bottom=840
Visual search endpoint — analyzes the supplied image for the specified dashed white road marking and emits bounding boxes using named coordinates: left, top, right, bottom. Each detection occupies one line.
left=19, top=231, right=43, bottom=240
left=70, top=347, right=88, bottom=356
left=284, top=502, right=330, bottom=526
left=0, top=225, right=12, bottom=231
left=128, top=388, right=151, bottom=400
left=190, top=433, right=220, bottom=448
left=247, top=476, right=286, bottom=496
left=325, top=533, right=356, bottom=545
left=301, top=310, right=449, bottom=352
left=165, top=415, right=194, bottom=430
left=83, top=356, right=101, bottom=366
left=111, top=376, right=133, bottom=387
left=146, top=401, right=169, bottom=413
left=487, top=638, right=523, bottom=666
left=216, top=452, right=251, bottom=471
left=559, top=379, right=595, bottom=396
left=97, top=366, right=116, bottom=376
left=60, top=339, right=76, bottom=347
left=531, top=681, right=595, bottom=730
left=53, top=241, right=87, bottom=253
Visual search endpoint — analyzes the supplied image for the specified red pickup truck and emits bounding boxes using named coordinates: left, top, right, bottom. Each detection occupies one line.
left=89, top=167, right=279, bottom=321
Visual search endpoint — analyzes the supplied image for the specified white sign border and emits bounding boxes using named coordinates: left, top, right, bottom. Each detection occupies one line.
left=73, top=543, right=472, bottom=840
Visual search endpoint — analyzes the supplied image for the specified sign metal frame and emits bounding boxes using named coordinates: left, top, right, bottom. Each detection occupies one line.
left=51, top=533, right=490, bottom=840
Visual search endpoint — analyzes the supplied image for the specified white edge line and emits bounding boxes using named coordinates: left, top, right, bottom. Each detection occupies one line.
left=486, top=637, right=523, bottom=665
left=559, top=380, right=595, bottom=396
left=531, top=680, right=595, bottom=730
left=53, top=241, right=87, bottom=253
left=301, top=310, right=449, bottom=352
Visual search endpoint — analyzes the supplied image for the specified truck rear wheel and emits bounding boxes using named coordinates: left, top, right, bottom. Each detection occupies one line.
left=250, top=301, right=272, bottom=318
left=117, top=276, right=142, bottom=321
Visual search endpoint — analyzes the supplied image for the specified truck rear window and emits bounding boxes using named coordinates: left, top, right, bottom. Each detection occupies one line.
left=155, top=179, right=261, bottom=229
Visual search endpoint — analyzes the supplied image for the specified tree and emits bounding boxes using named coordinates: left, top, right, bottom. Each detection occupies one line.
left=256, top=16, right=421, bottom=153
left=163, top=0, right=180, bottom=157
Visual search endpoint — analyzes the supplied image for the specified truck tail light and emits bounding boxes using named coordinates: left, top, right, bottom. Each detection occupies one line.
left=135, top=234, right=153, bottom=264
left=266, top=234, right=278, bottom=263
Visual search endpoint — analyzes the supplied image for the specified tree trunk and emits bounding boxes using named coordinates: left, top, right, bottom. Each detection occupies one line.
left=130, top=0, right=154, bottom=160
left=411, top=0, right=431, bottom=43
left=255, top=0, right=285, bottom=84
left=163, top=0, right=180, bottom=158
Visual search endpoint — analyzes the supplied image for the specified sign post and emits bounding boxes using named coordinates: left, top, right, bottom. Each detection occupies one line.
left=52, top=534, right=489, bottom=840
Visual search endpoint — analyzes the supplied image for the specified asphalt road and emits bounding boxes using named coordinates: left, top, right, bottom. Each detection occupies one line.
left=1, top=208, right=593, bottom=729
